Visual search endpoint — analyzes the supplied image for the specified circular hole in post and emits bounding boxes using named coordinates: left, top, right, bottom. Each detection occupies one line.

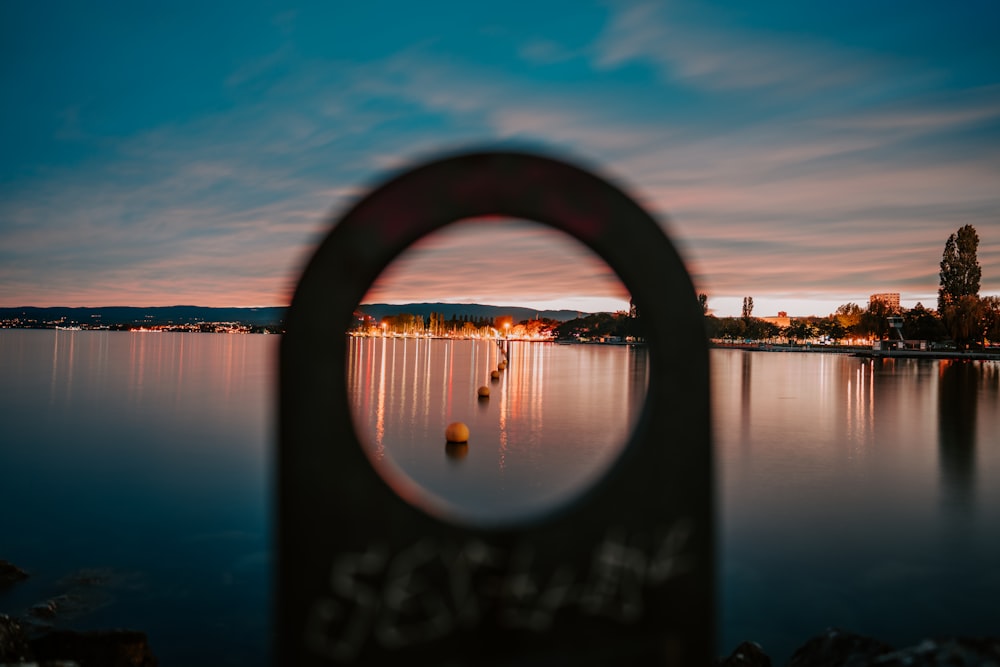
left=346, top=218, right=649, bottom=527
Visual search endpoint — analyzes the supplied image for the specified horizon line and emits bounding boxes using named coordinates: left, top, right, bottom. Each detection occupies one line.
left=0, top=301, right=902, bottom=320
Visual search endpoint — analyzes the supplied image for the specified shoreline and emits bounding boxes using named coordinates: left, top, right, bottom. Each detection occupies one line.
left=711, top=342, right=1000, bottom=361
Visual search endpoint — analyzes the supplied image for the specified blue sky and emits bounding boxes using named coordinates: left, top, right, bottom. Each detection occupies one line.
left=2, top=1, right=998, bottom=316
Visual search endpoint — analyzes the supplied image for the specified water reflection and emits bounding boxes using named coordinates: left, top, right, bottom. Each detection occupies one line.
left=715, top=349, right=1000, bottom=662
left=33, top=329, right=264, bottom=420
left=740, top=351, right=752, bottom=438
left=445, top=442, right=469, bottom=461
left=845, top=359, right=874, bottom=452
left=375, top=336, right=387, bottom=460
left=937, top=361, right=979, bottom=512
left=5, top=332, right=1000, bottom=665
left=1, top=329, right=273, bottom=666
left=346, top=336, right=648, bottom=524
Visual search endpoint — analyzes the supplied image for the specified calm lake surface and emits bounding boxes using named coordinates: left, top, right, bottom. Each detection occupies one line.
left=346, top=335, right=647, bottom=525
left=2, top=330, right=999, bottom=664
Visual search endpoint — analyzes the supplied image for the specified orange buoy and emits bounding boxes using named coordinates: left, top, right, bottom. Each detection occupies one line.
left=445, top=421, right=470, bottom=443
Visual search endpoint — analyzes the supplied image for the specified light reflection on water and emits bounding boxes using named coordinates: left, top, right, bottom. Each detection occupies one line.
left=714, top=349, right=1000, bottom=662
left=346, top=336, right=649, bottom=525
left=2, top=331, right=999, bottom=666
left=0, top=329, right=273, bottom=667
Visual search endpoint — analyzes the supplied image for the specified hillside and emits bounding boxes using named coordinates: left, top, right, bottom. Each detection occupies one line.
left=0, top=306, right=286, bottom=327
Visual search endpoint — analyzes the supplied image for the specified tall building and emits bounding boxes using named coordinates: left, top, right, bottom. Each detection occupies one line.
left=869, top=293, right=901, bottom=312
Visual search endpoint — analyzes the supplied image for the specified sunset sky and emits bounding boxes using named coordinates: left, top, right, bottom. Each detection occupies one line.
left=2, top=2, right=998, bottom=317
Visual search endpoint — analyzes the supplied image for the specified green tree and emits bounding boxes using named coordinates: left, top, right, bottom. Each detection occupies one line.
left=784, top=320, right=816, bottom=343
left=715, top=316, right=777, bottom=343
left=704, top=314, right=722, bottom=339
left=815, top=318, right=846, bottom=343
left=902, top=302, right=946, bottom=341
left=938, top=224, right=981, bottom=311
left=755, top=320, right=781, bottom=342
left=744, top=317, right=764, bottom=341
left=946, top=296, right=982, bottom=349
left=981, top=296, right=1000, bottom=345
left=742, top=296, right=754, bottom=320
left=938, top=225, right=983, bottom=347
left=859, top=299, right=891, bottom=341
left=554, top=312, right=630, bottom=340
left=698, top=293, right=708, bottom=315
left=834, top=303, right=864, bottom=336
left=716, top=317, right=745, bottom=341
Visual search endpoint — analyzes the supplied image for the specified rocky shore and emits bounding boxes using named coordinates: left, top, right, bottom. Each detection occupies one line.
left=0, top=560, right=157, bottom=667
left=5, top=559, right=999, bottom=666
left=1, top=616, right=157, bottom=667
left=0, top=562, right=29, bottom=592
left=718, top=628, right=1000, bottom=666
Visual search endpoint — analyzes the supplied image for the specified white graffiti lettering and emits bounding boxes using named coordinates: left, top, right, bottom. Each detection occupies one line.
left=302, top=520, right=694, bottom=661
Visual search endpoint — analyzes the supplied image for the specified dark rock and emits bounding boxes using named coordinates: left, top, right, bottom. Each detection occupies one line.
left=30, top=629, right=158, bottom=667
left=0, top=560, right=29, bottom=590
left=30, top=599, right=61, bottom=619
left=872, top=636, right=1000, bottom=666
left=786, top=627, right=893, bottom=667
left=0, top=614, right=34, bottom=662
left=719, top=640, right=772, bottom=666
left=27, top=593, right=102, bottom=623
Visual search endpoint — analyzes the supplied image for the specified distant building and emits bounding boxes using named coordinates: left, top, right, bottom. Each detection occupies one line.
left=869, top=293, right=901, bottom=312
left=760, top=311, right=790, bottom=328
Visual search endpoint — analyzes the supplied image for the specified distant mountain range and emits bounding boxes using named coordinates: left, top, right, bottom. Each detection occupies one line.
left=0, top=306, right=287, bottom=326
left=1, top=303, right=591, bottom=327
left=356, top=303, right=588, bottom=323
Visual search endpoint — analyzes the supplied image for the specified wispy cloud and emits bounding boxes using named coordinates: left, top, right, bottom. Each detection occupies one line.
left=816, top=85, right=1000, bottom=138
left=593, top=1, right=883, bottom=95
left=0, top=54, right=436, bottom=307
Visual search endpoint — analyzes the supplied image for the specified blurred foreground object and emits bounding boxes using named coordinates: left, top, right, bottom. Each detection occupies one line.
left=278, top=150, right=712, bottom=665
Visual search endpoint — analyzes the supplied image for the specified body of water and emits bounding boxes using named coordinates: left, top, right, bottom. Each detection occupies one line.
left=713, top=348, right=1000, bottom=659
left=1, top=330, right=998, bottom=664
left=346, top=335, right=647, bottom=524
left=0, top=329, right=273, bottom=665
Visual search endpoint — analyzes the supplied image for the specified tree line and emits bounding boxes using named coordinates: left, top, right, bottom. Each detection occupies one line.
left=703, top=224, right=999, bottom=349
left=359, top=312, right=504, bottom=336
left=552, top=311, right=641, bottom=341
left=356, top=311, right=565, bottom=339
left=355, top=308, right=644, bottom=342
